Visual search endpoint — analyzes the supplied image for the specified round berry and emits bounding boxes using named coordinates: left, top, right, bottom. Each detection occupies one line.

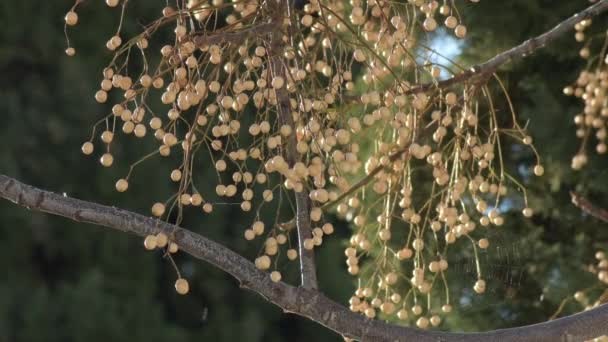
left=81, top=142, right=94, bottom=155
left=65, top=11, right=78, bottom=26
left=175, top=278, right=189, bottom=295
left=270, top=271, right=282, bottom=282
left=100, top=153, right=114, bottom=167
left=115, top=178, right=128, bottom=192
left=151, top=202, right=165, bottom=217
left=143, top=235, right=157, bottom=250
left=156, top=232, right=168, bottom=248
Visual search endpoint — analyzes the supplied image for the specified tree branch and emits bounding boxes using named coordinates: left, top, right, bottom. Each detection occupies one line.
left=571, top=191, right=608, bottom=223
left=2, top=174, right=608, bottom=341
left=191, top=22, right=275, bottom=47
left=406, top=0, right=608, bottom=95
left=266, top=0, right=318, bottom=290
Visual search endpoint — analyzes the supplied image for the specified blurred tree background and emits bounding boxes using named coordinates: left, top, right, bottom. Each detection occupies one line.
left=0, top=1, right=607, bottom=341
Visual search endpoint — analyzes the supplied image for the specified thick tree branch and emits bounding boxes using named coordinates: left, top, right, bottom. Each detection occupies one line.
left=266, top=0, right=318, bottom=290
left=406, top=0, right=608, bottom=95
left=571, top=191, right=608, bottom=223
left=2, top=174, right=608, bottom=341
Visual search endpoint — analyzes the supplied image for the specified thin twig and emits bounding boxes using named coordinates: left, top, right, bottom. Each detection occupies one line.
left=191, top=22, right=274, bottom=47
left=571, top=191, right=608, bottom=223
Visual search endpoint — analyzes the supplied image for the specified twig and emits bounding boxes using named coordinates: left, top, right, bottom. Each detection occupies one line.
left=571, top=191, right=608, bottom=223
left=405, top=0, right=608, bottom=95
left=191, top=22, right=274, bottom=47
left=266, top=0, right=318, bottom=290
left=549, top=297, right=572, bottom=321
left=322, top=147, right=409, bottom=209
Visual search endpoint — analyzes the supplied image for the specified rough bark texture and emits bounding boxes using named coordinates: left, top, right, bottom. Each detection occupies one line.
left=2, top=173, right=608, bottom=341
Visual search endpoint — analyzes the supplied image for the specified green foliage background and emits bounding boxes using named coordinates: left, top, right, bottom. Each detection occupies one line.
left=0, top=1, right=607, bottom=341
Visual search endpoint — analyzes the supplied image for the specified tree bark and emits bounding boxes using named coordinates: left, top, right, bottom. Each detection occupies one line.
left=266, top=0, right=318, bottom=290
left=2, top=174, right=608, bottom=341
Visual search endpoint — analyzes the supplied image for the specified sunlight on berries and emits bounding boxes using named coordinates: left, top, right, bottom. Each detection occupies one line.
left=564, top=17, right=608, bottom=170
left=63, top=0, right=551, bottom=326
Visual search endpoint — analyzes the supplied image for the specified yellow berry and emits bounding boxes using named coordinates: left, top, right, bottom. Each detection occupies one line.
left=252, top=221, right=265, bottom=235
left=156, top=232, right=168, bottom=248
left=244, top=229, right=255, bottom=240
left=270, top=271, right=282, bottom=282
left=101, top=130, right=114, bottom=144
left=151, top=202, right=165, bottom=217
left=423, top=17, right=437, bottom=31
left=412, top=305, right=423, bottom=315
left=158, top=145, right=170, bottom=157
left=95, top=90, right=108, bottom=103
left=81, top=142, right=94, bottom=155
left=143, top=235, right=157, bottom=250
left=179, top=193, right=191, bottom=206
left=271, top=76, right=285, bottom=89
left=202, top=203, right=213, bottom=213
left=134, top=124, right=146, bottom=138
left=115, top=178, right=128, bottom=192
left=474, top=279, right=486, bottom=294
left=287, top=249, right=298, bottom=260
left=168, top=242, right=179, bottom=254
left=303, top=238, right=314, bottom=250
left=110, top=35, right=122, bottom=48
left=454, top=24, right=467, bottom=38
left=149, top=117, right=162, bottom=130
left=322, top=223, right=334, bottom=235
left=430, top=315, right=441, bottom=327
left=100, top=153, right=114, bottom=167
left=170, top=169, right=182, bottom=182
left=175, top=278, right=189, bottom=295
left=191, top=193, right=203, bottom=206
left=65, top=11, right=78, bottom=26
left=416, top=317, right=429, bottom=329
left=255, top=255, right=271, bottom=270
left=445, top=16, right=458, bottom=29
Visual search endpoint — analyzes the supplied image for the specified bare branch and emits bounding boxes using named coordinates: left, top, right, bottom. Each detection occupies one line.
left=2, top=174, right=608, bottom=341
left=406, top=0, right=608, bottom=95
left=571, top=191, right=608, bottom=223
